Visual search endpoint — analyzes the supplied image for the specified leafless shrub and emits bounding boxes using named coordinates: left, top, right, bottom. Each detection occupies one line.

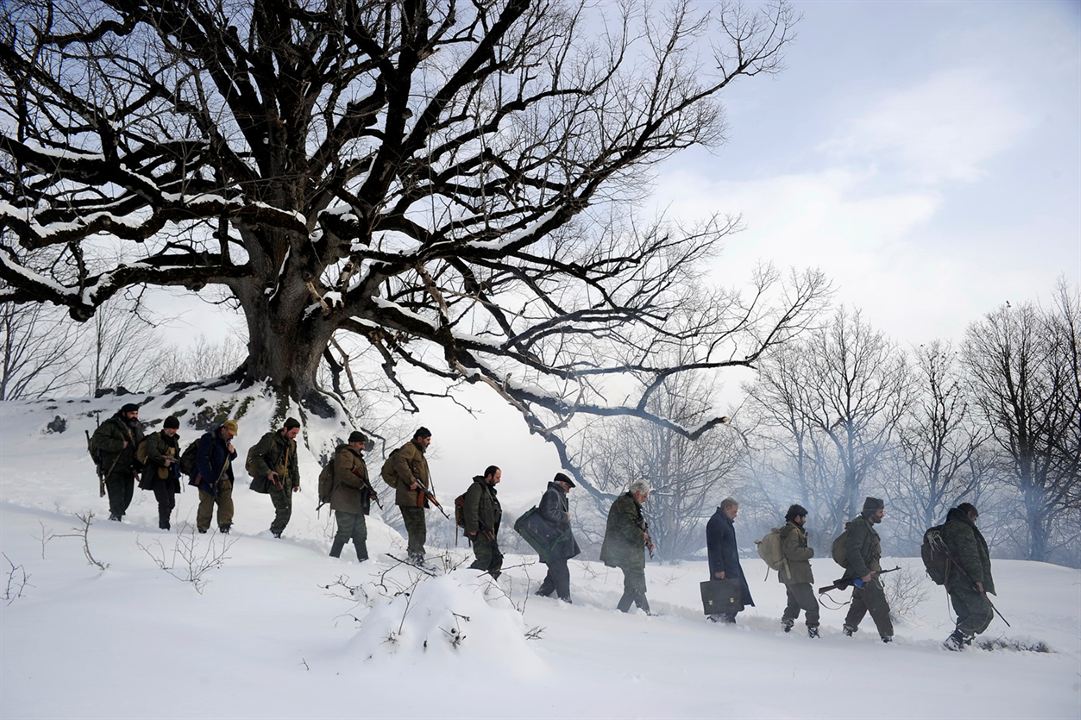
left=137, top=524, right=236, bottom=593
left=2, top=553, right=31, bottom=604
left=41, top=512, right=108, bottom=571
left=883, top=566, right=929, bottom=623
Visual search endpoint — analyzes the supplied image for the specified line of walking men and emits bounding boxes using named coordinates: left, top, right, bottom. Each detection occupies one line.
left=90, top=406, right=996, bottom=651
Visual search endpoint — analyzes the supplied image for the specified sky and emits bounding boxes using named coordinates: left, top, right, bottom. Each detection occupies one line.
left=138, top=1, right=1081, bottom=503
left=652, top=0, right=1080, bottom=346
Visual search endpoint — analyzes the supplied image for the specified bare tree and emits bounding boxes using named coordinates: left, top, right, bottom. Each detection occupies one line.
left=886, top=341, right=988, bottom=549
left=745, top=307, right=911, bottom=543
left=0, top=0, right=824, bottom=459
left=572, top=371, right=745, bottom=560
left=0, top=298, right=85, bottom=400
left=963, top=285, right=1081, bottom=561
left=83, top=295, right=167, bottom=395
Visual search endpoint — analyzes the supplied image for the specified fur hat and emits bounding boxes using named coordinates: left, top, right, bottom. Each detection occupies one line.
left=348, top=431, right=367, bottom=444
left=119, top=403, right=140, bottom=414
left=163, top=416, right=180, bottom=430
left=862, top=496, right=885, bottom=512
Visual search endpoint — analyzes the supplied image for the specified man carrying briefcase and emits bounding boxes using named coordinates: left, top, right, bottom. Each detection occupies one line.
left=704, top=497, right=755, bottom=623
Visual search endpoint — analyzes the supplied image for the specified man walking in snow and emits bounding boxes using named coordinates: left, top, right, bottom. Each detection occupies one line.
left=534, top=472, right=580, bottom=602
left=941, top=502, right=996, bottom=651
left=90, top=402, right=144, bottom=522
left=463, top=465, right=503, bottom=578
left=328, top=431, right=373, bottom=562
left=138, top=415, right=182, bottom=530
left=841, top=497, right=893, bottom=642
left=192, top=420, right=238, bottom=533
left=600, top=480, right=654, bottom=614
left=778, top=504, right=819, bottom=638
left=705, top=497, right=754, bottom=623
left=247, top=417, right=302, bottom=538
left=386, top=427, right=434, bottom=563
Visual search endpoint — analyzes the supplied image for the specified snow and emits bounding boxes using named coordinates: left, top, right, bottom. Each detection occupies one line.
left=1, top=391, right=1079, bottom=720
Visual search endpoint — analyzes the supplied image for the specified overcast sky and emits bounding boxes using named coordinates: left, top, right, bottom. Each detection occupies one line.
left=150, top=1, right=1081, bottom=509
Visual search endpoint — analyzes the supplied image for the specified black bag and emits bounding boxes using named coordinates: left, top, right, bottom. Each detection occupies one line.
left=249, top=475, right=270, bottom=494
left=700, top=579, right=744, bottom=616
left=921, top=524, right=950, bottom=585
left=514, top=506, right=570, bottom=561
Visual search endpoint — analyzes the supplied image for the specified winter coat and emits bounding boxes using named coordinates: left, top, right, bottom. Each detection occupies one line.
left=599, top=493, right=648, bottom=571
left=390, top=440, right=430, bottom=508
left=191, top=428, right=237, bottom=495
left=705, top=508, right=754, bottom=607
left=463, top=476, right=502, bottom=539
left=90, top=414, right=143, bottom=478
left=942, top=507, right=996, bottom=595
left=330, top=445, right=371, bottom=515
left=537, top=482, right=581, bottom=561
left=843, top=515, right=882, bottom=579
left=778, top=521, right=814, bottom=585
left=247, top=430, right=300, bottom=488
left=138, top=430, right=181, bottom=494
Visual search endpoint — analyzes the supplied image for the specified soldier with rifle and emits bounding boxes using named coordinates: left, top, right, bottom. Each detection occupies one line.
left=387, top=427, right=438, bottom=564
left=247, top=417, right=302, bottom=538
left=939, top=503, right=998, bottom=651
left=328, top=431, right=376, bottom=563
left=88, top=402, right=144, bottom=522
left=840, top=497, right=894, bottom=643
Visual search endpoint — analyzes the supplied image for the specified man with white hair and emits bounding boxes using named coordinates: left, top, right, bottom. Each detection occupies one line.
left=600, top=480, right=655, bottom=614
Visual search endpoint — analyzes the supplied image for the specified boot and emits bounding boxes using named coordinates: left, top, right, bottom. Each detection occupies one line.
left=109, top=513, right=121, bottom=522
left=782, top=618, right=795, bottom=633
left=808, top=625, right=820, bottom=639
left=943, top=629, right=966, bottom=652
left=329, top=538, right=346, bottom=558
left=843, top=624, right=857, bottom=637
left=881, top=635, right=893, bottom=644
left=219, top=525, right=231, bottom=534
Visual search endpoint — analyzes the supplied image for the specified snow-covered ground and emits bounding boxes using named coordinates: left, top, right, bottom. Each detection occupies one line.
left=1, top=390, right=1079, bottom=719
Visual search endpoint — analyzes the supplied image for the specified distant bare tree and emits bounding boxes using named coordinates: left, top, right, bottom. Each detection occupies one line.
left=155, top=335, right=247, bottom=386
left=0, top=299, right=85, bottom=400
left=83, top=295, right=166, bottom=395
left=745, top=308, right=911, bottom=543
left=886, top=341, right=988, bottom=549
left=964, top=285, right=1081, bottom=561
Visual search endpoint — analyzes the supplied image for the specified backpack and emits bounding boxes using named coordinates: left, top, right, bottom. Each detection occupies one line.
left=379, top=448, right=401, bottom=488
left=178, top=440, right=199, bottom=477
left=755, top=527, right=786, bottom=572
left=921, top=524, right=950, bottom=585
left=830, top=528, right=848, bottom=569
left=454, top=492, right=467, bottom=529
left=317, top=458, right=336, bottom=508
left=134, top=436, right=151, bottom=466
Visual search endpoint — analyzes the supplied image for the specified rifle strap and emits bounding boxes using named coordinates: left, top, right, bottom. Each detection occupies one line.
left=817, top=591, right=850, bottom=610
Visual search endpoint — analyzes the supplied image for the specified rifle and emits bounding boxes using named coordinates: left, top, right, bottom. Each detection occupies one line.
left=353, top=467, right=384, bottom=510
left=86, top=429, right=106, bottom=498
left=818, top=566, right=901, bottom=594
left=929, top=534, right=1012, bottom=628
left=414, top=478, right=450, bottom=519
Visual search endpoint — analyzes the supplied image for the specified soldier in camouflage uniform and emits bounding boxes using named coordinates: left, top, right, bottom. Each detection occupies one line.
left=463, top=465, right=503, bottom=578
left=600, top=480, right=654, bottom=614
left=389, top=427, right=433, bottom=563
left=942, top=502, right=996, bottom=651
left=778, top=504, right=819, bottom=638
left=329, top=431, right=372, bottom=562
left=90, top=402, right=144, bottom=522
left=248, top=418, right=302, bottom=538
left=842, top=497, right=893, bottom=643
left=138, top=415, right=182, bottom=530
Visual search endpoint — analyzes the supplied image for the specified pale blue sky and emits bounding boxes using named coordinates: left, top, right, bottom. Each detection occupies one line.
left=652, top=0, right=1080, bottom=345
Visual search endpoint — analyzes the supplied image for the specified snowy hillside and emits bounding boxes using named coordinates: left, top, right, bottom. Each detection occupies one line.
left=0, top=391, right=1079, bottom=720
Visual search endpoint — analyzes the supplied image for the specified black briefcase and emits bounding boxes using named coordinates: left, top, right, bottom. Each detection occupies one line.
left=700, top=579, right=743, bottom=616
